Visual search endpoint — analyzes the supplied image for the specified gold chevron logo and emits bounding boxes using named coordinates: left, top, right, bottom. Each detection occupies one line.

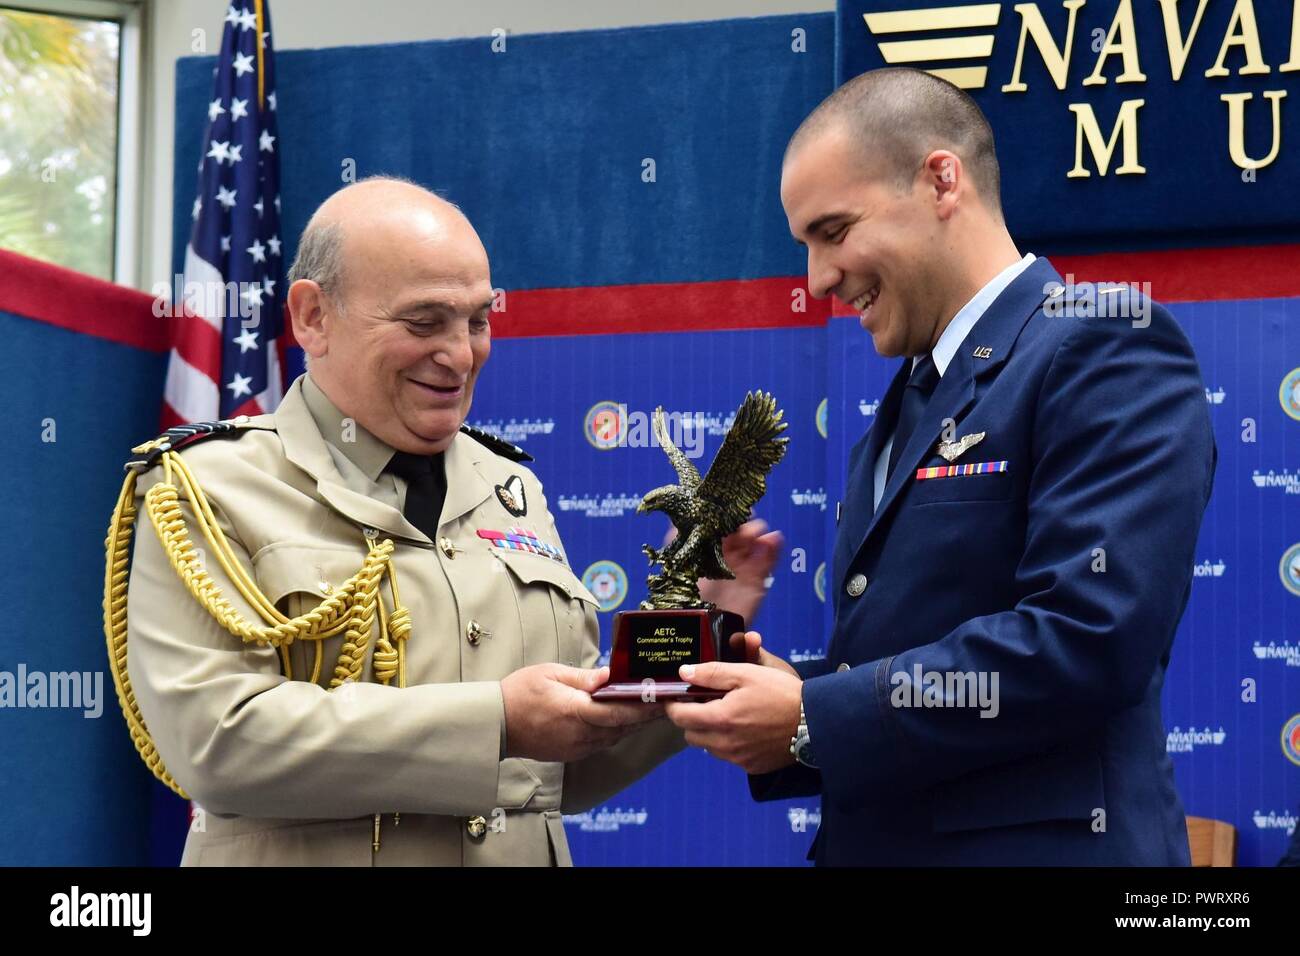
left=863, top=3, right=1002, bottom=90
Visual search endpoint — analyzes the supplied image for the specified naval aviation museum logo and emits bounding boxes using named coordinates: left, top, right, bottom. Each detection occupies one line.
left=1192, top=559, right=1226, bottom=579
left=563, top=806, right=649, bottom=833
left=1252, top=641, right=1300, bottom=668
left=792, top=487, right=829, bottom=511
left=1250, top=469, right=1300, bottom=495
left=1253, top=809, right=1297, bottom=836
left=470, top=417, right=556, bottom=444
left=1282, top=367, right=1300, bottom=422
left=1166, top=725, right=1227, bottom=754
left=857, top=2, right=1299, bottom=177
left=556, top=492, right=643, bottom=519
left=814, top=562, right=827, bottom=603
left=581, top=560, right=628, bottom=613
left=816, top=398, right=829, bottom=438
left=1281, top=543, right=1300, bottom=598
left=1283, top=714, right=1300, bottom=767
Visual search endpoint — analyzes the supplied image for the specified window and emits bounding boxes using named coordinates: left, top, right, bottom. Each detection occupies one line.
left=0, top=1, right=139, bottom=282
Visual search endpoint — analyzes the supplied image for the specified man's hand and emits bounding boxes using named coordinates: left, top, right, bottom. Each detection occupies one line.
left=501, top=664, right=663, bottom=762
left=662, top=661, right=802, bottom=774
left=728, top=629, right=799, bottom=677
left=696, top=519, right=783, bottom=625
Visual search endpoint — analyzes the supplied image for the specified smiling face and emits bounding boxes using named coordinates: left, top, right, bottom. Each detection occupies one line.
left=290, top=186, right=494, bottom=454
left=781, top=122, right=958, bottom=359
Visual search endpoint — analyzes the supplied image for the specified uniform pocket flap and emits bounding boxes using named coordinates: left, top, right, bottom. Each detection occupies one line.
left=251, top=543, right=366, bottom=607
left=491, top=550, right=599, bottom=606
left=910, top=465, right=1016, bottom=504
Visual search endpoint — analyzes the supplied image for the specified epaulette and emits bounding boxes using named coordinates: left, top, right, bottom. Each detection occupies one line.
left=125, top=416, right=275, bottom=473
left=459, top=423, right=534, bottom=462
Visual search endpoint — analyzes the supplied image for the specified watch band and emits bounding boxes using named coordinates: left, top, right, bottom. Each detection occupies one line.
left=791, top=699, right=817, bottom=768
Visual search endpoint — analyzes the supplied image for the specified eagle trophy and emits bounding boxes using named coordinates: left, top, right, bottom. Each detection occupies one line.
left=637, top=391, right=789, bottom=609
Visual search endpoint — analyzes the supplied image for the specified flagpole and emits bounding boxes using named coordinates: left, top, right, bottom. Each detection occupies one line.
left=255, top=0, right=266, bottom=107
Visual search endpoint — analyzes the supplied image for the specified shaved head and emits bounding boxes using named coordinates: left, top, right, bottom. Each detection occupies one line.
left=287, top=176, right=469, bottom=306
left=786, top=67, right=1003, bottom=219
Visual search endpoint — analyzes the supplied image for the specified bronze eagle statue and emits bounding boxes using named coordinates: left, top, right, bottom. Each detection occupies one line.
left=637, top=391, right=788, bottom=609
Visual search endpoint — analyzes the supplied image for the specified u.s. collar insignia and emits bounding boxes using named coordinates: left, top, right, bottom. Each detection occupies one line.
left=936, top=431, right=986, bottom=463
left=496, top=474, right=527, bottom=516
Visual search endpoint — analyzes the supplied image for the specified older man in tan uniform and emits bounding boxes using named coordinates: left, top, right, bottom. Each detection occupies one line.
left=118, top=178, right=776, bottom=865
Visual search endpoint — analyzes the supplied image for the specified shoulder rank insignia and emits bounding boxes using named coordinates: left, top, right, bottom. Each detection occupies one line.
left=936, top=431, right=986, bottom=463
left=459, top=423, right=534, bottom=463
left=125, top=415, right=272, bottom=473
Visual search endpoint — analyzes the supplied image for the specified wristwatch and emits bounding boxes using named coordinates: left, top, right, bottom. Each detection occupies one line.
left=790, top=697, right=817, bottom=768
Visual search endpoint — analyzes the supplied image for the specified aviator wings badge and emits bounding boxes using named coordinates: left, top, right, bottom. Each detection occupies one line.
left=936, top=431, right=986, bottom=463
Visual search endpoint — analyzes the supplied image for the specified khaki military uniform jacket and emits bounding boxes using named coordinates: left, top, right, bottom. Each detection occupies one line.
left=126, top=374, right=685, bottom=865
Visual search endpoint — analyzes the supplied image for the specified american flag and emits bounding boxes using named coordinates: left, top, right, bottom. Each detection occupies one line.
left=162, top=1, right=285, bottom=426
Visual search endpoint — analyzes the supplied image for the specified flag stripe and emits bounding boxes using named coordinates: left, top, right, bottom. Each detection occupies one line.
left=163, top=350, right=222, bottom=425
left=171, top=311, right=224, bottom=384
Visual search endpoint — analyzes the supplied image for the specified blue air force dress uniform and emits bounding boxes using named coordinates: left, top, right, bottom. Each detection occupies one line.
left=753, top=255, right=1216, bottom=865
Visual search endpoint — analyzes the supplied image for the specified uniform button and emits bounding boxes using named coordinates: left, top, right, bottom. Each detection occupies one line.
left=466, top=816, right=487, bottom=839
left=845, top=574, right=868, bottom=597
left=837, top=663, right=850, bottom=672
left=466, top=620, right=488, bottom=646
left=362, top=526, right=378, bottom=540
left=439, top=537, right=457, bottom=559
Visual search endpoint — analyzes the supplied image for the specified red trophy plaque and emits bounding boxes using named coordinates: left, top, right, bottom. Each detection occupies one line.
left=593, top=392, right=788, bottom=702
left=596, top=607, right=747, bottom=701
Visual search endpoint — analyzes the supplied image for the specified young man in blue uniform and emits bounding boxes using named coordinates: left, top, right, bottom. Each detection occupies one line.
left=665, top=67, right=1215, bottom=866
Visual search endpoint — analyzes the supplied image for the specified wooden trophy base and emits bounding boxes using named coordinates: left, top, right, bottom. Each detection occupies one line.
left=592, top=607, right=745, bottom=702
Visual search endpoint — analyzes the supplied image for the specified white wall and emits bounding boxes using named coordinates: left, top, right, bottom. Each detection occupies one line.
left=138, top=0, right=832, bottom=291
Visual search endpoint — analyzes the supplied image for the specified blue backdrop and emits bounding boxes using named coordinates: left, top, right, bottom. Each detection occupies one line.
left=0, top=307, right=162, bottom=865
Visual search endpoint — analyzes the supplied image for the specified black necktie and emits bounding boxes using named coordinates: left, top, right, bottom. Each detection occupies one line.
left=384, top=451, right=447, bottom=539
left=886, top=354, right=941, bottom=482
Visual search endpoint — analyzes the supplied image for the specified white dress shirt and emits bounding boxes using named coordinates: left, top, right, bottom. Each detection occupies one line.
left=872, top=253, right=1036, bottom=511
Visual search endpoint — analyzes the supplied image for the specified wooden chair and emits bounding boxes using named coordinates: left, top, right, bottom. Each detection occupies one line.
left=1186, top=816, right=1236, bottom=866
